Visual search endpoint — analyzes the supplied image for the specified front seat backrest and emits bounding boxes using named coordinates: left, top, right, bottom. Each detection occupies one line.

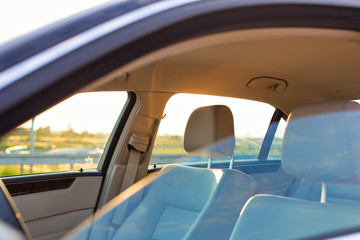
left=230, top=100, right=360, bottom=240
left=111, top=105, right=256, bottom=240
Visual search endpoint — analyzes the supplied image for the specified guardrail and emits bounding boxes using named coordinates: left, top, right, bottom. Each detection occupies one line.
left=0, top=153, right=260, bottom=171
left=0, top=153, right=275, bottom=174
left=0, top=153, right=199, bottom=173
left=0, top=153, right=102, bottom=174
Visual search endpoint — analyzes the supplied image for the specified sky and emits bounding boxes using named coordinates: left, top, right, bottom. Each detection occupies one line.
left=0, top=0, right=286, bottom=138
left=22, top=92, right=128, bottom=134
left=160, top=94, right=283, bottom=138
left=20, top=92, right=285, bottom=138
left=0, top=0, right=111, bottom=44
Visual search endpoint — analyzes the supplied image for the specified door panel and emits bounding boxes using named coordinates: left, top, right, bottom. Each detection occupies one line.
left=27, top=209, right=93, bottom=240
left=0, top=91, right=133, bottom=238
left=11, top=176, right=102, bottom=239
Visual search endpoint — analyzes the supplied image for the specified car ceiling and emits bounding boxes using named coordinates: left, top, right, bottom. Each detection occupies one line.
left=93, top=28, right=360, bottom=114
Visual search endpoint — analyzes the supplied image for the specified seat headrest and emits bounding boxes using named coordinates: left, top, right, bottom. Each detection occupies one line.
left=282, top=100, right=360, bottom=184
left=184, top=105, right=235, bottom=158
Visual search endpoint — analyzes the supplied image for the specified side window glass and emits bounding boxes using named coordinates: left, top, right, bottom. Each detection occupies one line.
left=150, top=94, right=276, bottom=169
left=0, top=92, right=127, bottom=177
left=268, top=118, right=286, bottom=160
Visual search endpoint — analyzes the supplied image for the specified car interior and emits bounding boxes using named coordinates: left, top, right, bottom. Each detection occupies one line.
left=1, top=26, right=360, bottom=240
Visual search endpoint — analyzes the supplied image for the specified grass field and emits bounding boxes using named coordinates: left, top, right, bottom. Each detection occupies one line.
left=153, top=135, right=282, bottom=155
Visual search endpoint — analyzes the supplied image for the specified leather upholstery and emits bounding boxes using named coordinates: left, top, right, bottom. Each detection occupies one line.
left=291, top=180, right=360, bottom=206
left=230, top=100, right=360, bottom=240
left=230, top=195, right=360, bottom=240
left=113, top=165, right=255, bottom=240
left=103, top=105, right=254, bottom=240
left=282, top=100, right=360, bottom=184
left=184, top=105, right=235, bottom=158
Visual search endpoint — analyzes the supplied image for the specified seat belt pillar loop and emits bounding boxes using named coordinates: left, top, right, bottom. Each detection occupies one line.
left=128, top=132, right=150, bottom=153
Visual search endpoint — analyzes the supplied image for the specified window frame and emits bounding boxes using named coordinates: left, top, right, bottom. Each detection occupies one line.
left=98, top=92, right=136, bottom=173
left=149, top=97, right=287, bottom=172
left=258, top=108, right=287, bottom=161
left=1, top=92, right=136, bottom=196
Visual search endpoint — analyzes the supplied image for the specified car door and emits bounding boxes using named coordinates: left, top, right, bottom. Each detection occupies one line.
left=0, top=1, right=190, bottom=239
left=0, top=91, right=135, bottom=239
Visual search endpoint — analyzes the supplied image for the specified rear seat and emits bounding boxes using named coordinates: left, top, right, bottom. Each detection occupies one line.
left=289, top=180, right=360, bottom=207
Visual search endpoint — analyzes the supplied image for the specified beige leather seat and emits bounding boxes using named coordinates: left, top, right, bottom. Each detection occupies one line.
left=230, top=100, right=360, bottom=240
left=83, top=105, right=256, bottom=240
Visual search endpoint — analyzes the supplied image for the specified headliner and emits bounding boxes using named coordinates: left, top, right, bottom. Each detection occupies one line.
left=91, top=28, right=360, bottom=114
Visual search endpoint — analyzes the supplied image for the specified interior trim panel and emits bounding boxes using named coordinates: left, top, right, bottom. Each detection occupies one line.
left=6, top=178, right=76, bottom=196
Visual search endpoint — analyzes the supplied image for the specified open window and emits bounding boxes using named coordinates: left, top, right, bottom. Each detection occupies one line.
left=0, top=92, right=128, bottom=177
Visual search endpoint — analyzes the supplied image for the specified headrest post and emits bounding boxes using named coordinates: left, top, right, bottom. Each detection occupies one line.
left=229, top=154, right=234, bottom=169
left=207, top=158, right=212, bottom=169
left=320, top=182, right=327, bottom=204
